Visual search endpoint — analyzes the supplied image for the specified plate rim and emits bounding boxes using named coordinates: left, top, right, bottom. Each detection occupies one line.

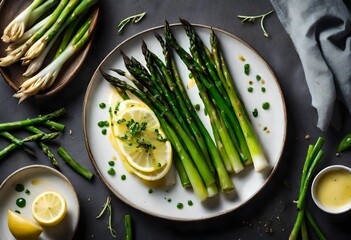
left=0, top=164, right=80, bottom=239
left=82, top=23, right=287, bottom=221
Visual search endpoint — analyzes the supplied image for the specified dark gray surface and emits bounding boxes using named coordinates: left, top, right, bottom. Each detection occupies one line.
left=0, top=0, right=351, bottom=239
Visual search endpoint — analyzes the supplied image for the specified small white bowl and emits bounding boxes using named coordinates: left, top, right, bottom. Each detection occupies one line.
left=0, top=165, right=80, bottom=240
left=311, top=165, right=351, bottom=214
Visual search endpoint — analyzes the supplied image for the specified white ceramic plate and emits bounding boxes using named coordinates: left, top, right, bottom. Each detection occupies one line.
left=0, top=165, right=80, bottom=239
left=83, top=24, right=287, bottom=221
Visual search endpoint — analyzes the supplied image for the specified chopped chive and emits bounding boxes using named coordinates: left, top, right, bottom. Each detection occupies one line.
left=99, top=103, right=106, bottom=109
left=247, top=87, right=253, bottom=93
left=252, top=108, right=258, bottom=117
left=262, top=102, right=270, bottom=110
left=194, top=104, right=201, bottom=111
left=244, top=63, right=250, bottom=75
left=108, top=168, right=116, bottom=176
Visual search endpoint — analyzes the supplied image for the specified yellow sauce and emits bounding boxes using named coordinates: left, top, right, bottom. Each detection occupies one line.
left=187, top=78, right=196, bottom=88
left=316, top=169, right=351, bottom=208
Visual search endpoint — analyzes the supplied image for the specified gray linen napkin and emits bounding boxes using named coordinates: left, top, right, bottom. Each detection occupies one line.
left=270, top=0, right=351, bottom=131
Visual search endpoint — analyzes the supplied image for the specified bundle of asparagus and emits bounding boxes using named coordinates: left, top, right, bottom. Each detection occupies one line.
left=0, top=0, right=98, bottom=102
left=101, top=20, right=268, bottom=201
left=0, top=108, right=93, bottom=180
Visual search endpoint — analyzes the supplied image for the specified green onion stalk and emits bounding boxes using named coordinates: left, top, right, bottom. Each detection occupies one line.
left=1, top=0, right=44, bottom=43
left=5, top=15, right=50, bottom=53
left=101, top=71, right=211, bottom=201
left=0, top=0, right=70, bottom=66
left=0, top=0, right=97, bottom=67
left=22, top=0, right=81, bottom=60
left=23, top=0, right=98, bottom=61
left=27, top=0, right=59, bottom=27
left=13, top=13, right=95, bottom=103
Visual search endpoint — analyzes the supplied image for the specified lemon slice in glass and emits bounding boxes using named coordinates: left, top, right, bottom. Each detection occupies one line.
left=32, top=191, right=67, bottom=227
left=114, top=107, right=172, bottom=173
left=8, top=210, right=42, bottom=240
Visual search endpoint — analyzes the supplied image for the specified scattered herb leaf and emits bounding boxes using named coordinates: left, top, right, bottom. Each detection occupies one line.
left=117, top=12, right=146, bottom=33
left=96, top=197, right=116, bottom=237
left=237, top=10, right=274, bottom=37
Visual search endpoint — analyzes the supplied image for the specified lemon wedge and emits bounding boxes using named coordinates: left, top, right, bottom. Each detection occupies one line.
left=8, top=210, right=42, bottom=240
left=114, top=106, right=172, bottom=174
left=32, top=191, right=67, bottom=227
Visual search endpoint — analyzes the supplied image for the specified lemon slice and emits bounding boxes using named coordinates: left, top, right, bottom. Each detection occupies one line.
left=124, top=156, right=173, bottom=181
left=32, top=191, right=67, bottom=227
left=118, top=99, right=148, bottom=112
left=114, top=107, right=172, bottom=173
left=8, top=210, right=42, bottom=240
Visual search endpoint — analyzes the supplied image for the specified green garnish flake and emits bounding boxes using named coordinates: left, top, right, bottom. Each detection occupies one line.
left=16, top=198, right=26, bottom=208
left=167, top=198, right=172, bottom=202
left=15, top=210, right=21, bottom=214
left=148, top=189, right=153, bottom=194
left=25, top=189, right=30, bottom=195
left=98, top=121, right=109, bottom=128
left=121, top=134, right=128, bottom=140
left=102, top=129, right=107, bottom=135
left=261, top=87, right=266, bottom=93
left=247, top=87, right=253, bottom=93
left=157, top=162, right=161, bottom=168
left=244, top=63, right=250, bottom=75
left=107, top=168, right=116, bottom=176
left=117, top=12, right=146, bottom=33
left=256, top=75, right=261, bottom=81
left=121, top=174, right=126, bottom=180
left=194, top=104, right=201, bottom=111
left=177, top=203, right=184, bottom=209
left=252, top=108, right=258, bottom=117
left=189, top=73, right=193, bottom=78
left=262, top=102, right=270, bottom=110
left=187, top=200, right=193, bottom=206
left=99, top=102, right=106, bottom=109
left=108, top=161, right=115, bottom=167
left=15, top=184, right=24, bottom=192
left=157, top=134, right=167, bottom=142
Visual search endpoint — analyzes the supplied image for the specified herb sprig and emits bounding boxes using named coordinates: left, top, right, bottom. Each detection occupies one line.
left=118, top=12, right=146, bottom=33
left=237, top=10, right=274, bottom=37
left=96, top=197, right=117, bottom=237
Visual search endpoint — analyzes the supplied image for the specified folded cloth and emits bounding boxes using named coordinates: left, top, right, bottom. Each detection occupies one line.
left=270, top=0, right=351, bottom=131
